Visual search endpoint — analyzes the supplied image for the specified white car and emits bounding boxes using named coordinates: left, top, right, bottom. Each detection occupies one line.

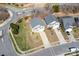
left=69, top=47, right=79, bottom=52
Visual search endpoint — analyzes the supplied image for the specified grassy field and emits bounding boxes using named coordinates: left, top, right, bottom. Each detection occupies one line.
left=73, top=27, right=79, bottom=38
left=13, top=19, right=31, bottom=51
left=9, top=33, right=22, bottom=54
left=11, top=19, right=43, bottom=52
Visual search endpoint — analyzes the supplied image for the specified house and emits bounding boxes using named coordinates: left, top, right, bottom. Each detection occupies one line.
left=30, top=17, right=46, bottom=32
left=44, top=14, right=60, bottom=29
left=62, top=16, right=76, bottom=33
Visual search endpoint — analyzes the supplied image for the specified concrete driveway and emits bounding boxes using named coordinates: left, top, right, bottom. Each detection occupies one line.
left=54, top=28, right=67, bottom=44
left=39, top=31, right=51, bottom=48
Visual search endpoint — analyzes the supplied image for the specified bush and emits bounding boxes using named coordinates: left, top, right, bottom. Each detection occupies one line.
left=18, top=19, right=22, bottom=23
left=10, top=23, right=19, bottom=34
left=52, top=5, right=59, bottom=12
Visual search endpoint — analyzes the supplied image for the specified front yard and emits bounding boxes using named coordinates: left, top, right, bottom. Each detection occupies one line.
left=10, top=18, right=43, bottom=53
left=73, top=27, right=79, bottom=39
left=45, top=28, right=59, bottom=46
left=58, top=18, right=69, bottom=42
left=60, top=27, right=69, bottom=42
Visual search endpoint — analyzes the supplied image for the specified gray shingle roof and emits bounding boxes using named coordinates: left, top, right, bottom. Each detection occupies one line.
left=62, top=16, right=75, bottom=30
left=44, top=14, right=57, bottom=25
left=30, top=17, right=45, bottom=28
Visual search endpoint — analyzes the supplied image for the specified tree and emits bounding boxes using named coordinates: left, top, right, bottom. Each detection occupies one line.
left=10, top=23, right=19, bottom=34
left=52, top=5, right=59, bottom=12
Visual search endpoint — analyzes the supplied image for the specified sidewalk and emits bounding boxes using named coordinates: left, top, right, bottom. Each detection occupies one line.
left=9, top=29, right=24, bottom=54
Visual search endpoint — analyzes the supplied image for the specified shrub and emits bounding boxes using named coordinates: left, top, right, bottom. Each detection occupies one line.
left=10, top=23, right=19, bottom=34
left=52, top=5, right=59, bottom=12
left=18, top=19, right=22, bottom=23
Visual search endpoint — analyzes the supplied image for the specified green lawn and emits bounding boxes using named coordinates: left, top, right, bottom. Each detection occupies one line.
left=13, top=19, right=32, bottom=51
left=9, top=33, right=22, bottom=54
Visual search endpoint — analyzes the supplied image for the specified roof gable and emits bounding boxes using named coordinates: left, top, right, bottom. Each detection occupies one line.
left=44, top=14, right=56, bottom=25
left=30, top=17, right=45, bottom=28
left=62, top=16, right=75, bottom=30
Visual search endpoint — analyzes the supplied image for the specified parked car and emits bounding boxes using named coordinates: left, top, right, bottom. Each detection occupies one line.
left=69, top=47, right=79, bottom=52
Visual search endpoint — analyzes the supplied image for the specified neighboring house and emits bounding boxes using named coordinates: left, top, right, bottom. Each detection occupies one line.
left=44, top=14, right=60, bottom=29
left=30, top=17, right=45, bottom=32
left=62, top=16, right=76, bottom=33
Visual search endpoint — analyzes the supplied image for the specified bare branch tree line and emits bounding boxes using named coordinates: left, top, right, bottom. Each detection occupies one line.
left=60, top=4, right=79, bottom=14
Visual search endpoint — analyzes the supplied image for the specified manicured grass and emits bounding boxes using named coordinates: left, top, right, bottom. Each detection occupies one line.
left=13, top=19, right=32, bottom=51
left=9, top=33, right=21, bottom=54
left=73, top=27, right=79, bottom=38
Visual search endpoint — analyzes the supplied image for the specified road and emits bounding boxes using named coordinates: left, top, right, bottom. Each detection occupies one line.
left=0, top=9, right=18, bottom=56
left=0, top=27, right=17, bottom=56
left=29, top=42, right=79, bottom=56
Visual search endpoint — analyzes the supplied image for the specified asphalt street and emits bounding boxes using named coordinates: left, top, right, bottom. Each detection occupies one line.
left=0, top=27, right=17, bottom=56
left=29, top=42, right=79, bottom=56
